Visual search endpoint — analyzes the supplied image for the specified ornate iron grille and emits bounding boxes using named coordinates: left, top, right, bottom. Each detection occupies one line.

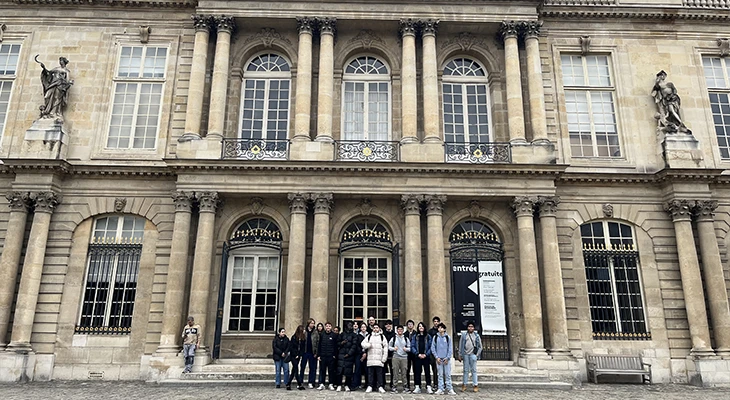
left=230, top=218, right=282, bottom=250
left=221, top=138, right=289, bottom=160
left=444, top=142, right=511, bottom=163
left=335, top=140, right=399, bottom=162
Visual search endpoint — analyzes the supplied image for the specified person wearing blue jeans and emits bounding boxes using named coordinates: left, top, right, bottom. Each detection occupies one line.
left=458, top=321, right=483, bottom=392
left=299, top=318, right=319, bottom=388
left=272, top=328, right=291, bottom=388
left=430, top=323, right=455, bottom=395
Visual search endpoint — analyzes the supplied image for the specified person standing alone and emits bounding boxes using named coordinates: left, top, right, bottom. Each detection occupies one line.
left=181, top=316, right=200, bottom=374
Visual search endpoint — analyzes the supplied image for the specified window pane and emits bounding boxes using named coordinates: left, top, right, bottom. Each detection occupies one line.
left=0, top=44, right=21, bottom=76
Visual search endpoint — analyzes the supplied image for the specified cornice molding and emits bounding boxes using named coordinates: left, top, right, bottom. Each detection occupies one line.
left=540, top=6, right=730, bottom=21
left=13, top=0, right=196, bottom=7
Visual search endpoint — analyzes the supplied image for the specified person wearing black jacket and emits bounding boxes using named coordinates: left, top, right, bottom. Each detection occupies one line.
left=286, top=325, right=307, bottom=390
left=335, top=322, right=359, bottom=392
left=382, top=320, right=395, bottom=389
left=272, top=328, right=291, bottom=388
left=317, top=322, right=339, bottom=391
left=428, top=316, right=441, bottom=384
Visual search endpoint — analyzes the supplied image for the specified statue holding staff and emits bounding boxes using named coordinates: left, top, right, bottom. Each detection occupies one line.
left=35, top=55, right=73, bottom=121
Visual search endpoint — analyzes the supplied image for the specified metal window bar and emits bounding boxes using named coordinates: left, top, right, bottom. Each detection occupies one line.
left=444, top=142, right=511, bottom=163
left=221, top=138, right=289, bottom=160
left=335, top=140, right=399, bottom=162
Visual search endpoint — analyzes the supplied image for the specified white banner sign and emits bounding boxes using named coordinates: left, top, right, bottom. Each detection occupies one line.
left=478, top=260, right=507, bottom=336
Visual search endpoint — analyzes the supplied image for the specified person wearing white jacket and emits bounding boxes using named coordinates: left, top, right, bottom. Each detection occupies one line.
left=361, top=323, right=388, bottom=393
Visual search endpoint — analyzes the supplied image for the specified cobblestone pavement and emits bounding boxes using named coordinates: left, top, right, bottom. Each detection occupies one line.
left=0, top=382, right=729, bottom=400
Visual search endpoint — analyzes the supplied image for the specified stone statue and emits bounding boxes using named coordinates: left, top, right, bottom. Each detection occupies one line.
left=35, top=55, right=73, bottom=121
left=651, top=70, right=691, bottom=135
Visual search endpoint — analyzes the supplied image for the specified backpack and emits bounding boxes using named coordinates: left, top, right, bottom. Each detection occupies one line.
left=433, top=334, right=450, bottom=353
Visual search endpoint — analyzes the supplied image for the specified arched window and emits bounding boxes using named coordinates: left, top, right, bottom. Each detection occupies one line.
left=580, top=220, right=650, bottom=340
left=342, top=56, right=390, bottom=141
left=442, top=58, right=490, bottom=144
left=77, top=215, right=146, bottom=334
left=239, top=54, right=291, bottom=142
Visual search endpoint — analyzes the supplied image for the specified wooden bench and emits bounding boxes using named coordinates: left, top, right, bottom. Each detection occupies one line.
left=586, top=354, right=652, bottom=384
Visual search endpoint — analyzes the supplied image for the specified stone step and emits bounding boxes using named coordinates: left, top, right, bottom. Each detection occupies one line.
left=161, top=379, right=573, bottom=390
left=181, top=371, right=550, bottom=383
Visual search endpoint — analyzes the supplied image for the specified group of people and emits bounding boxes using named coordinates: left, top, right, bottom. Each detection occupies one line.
left=271, top=316, right=484, bottom=395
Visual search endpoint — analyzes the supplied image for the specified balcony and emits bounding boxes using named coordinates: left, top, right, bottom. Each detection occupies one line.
left=335, top=140, right=400, bottom=162
left=445, top=142, right=511, bottom=164
left=221, top=138, right=289, bottom=160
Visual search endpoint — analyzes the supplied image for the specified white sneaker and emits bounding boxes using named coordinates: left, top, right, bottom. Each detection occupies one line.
left=345, top=386, right=351, bottom=392
left=378, top=387, right=386, bottom=394
left=317, top=384, right=325, bottom=390
left=308, top=383, right=313, bottom=389
left=412, top=386, right=421, bottom=394
left=427, top=385, right=433, bottom=394
left=336, top=386, right=341, bottom=392
left=448, top=389, right=457, bottom=395
left=329, top=384, right=335, bottom=391
left=391, top=387, right=398, bottom=393
left=435, top=389, right=444, bottom=395
left=365, top=386, right=373, bottom=393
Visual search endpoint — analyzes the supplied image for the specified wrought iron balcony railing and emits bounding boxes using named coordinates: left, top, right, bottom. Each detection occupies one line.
left=445, top=142, right=511, bottom=163
left=335, top=140, right=400, bottom=162
left=221, top=138, right=289, bottom=160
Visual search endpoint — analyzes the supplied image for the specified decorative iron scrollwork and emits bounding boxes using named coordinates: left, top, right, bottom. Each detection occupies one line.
left=445, top=142, right=511, bottom=163
left=335, top=140, right=399, bottom=162
left=222, top=138, right=289, bottom=160
left=340, top=219, right=393, bottom=252
left=230, top=218, right=282, bottom=249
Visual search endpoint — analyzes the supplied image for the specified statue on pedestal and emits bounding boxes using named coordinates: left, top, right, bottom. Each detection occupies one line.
left=34, top=55, right=73, bottom=122
left=651, top=70, right=691, bottom=135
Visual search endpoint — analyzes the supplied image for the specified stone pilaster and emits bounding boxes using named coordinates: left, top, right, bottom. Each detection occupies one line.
left=536, top=196, right=570, bottom=357
left=499, top=21, right=526, bottom=143
left=309, top=193, right=332, bottom=324
left=511, top=196, right=546, bottom=357
left=7, top=192, right=60, bottom=353
left=316, top=17, right=336, bottom=143
left=425, top=195, right=447, bottom=322
left=693, top=200, right=730, bottom=357
left=402, top=194, right=424, bottom=323
left=664, top=199, right=714, bottom=357
left=206, top=16, right=235, bottom=139
left=156, top=191, right=195, bottom=354
left=521, top=21, right=549, bottom=144
left=421, top=19, right=440, bottom=143
left=285, top=193, right=308, bottom=334
left=181, top=15, right=212, bottom=141
left=293, top=17, right=315, bottom=141
left=400, top=19, right=418, bottom=144
left=0, top=192, right=31, bottom=347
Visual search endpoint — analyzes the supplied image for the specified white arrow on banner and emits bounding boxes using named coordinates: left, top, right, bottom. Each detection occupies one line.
left=468, top=280, right=479, bottom=295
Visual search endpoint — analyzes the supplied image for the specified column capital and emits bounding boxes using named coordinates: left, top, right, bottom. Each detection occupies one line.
left=537, top=195, right=560, bottom=217
left=310, top=192, right=333, bottom=214
left=191, top=14, right=212, bottom=32
left=288, top=193, right=308, bottom=214
left=424, top=195, right=447, bottom=216
left=498, top=20, right=521, bottom=42
left=316, top=17, right=337, bottom=36
left=520, top=20, right=543, bottom=39
left=5, top=191, right=31, bottom=213
left=197, top=191, right=221, bottom=213
left=172, top=191, right=195, bottom=213
left=693, top=200, right=718, bottom=222
left=32, top=191, right=60, bottom=214
left=512, top=196, right=537, bottom=217
left=420, top=19, right=439, bottom=37
left=401, top=194, right=424, bottom=215
left=296, top=16, right=316, bottom=35
left=664, top=199, right=694, bottom=222
left=399, top=18, right=418, bottom=37
left=213, top=15, right=236, bottom=34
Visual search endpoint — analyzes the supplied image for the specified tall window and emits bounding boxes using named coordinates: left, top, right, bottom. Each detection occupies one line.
left=442, top=58, right=490, bottom=144
left=342, top=56, right=390, bottom=141
left=107, top=46, right=167, bottom=149
left=580, top=221, right=650, bottom=340
left=239, top=54, right=291, bottom=142
left=702, top=56, right=730, bottom=159
left=561, top=55, right=620, bottom=158
left=0, top=44, right=20, bottom=139
left=77, top=215, right=145, bottom=334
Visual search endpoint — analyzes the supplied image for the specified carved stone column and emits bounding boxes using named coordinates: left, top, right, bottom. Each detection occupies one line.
left=293, top=17, right=315, bottom=141
left=181, top=15, right=212, bottom=141
left=421, top=19, right=440, bottom=143
left=206, top=16, right=235, bottom=139
left=187, top=191, right=220, bottom=352
left=536, top=196, right=570, bottom=356
left=664, top=199, right=714, bottom=356
left=402, top=194, right=424, bottom=323
left=521, top=21, right=548, bottom=144
left=511, top=196, right=546, bottom=356
left=316, top=18, right=336, bottom=143
left=693, top=200, right=730, bottom=356
left=499, top=21, right=526, bottom=143
left=285, top=193, right=308, bottom=334
left=0, top=192, right=31, bottom=347
left=6, top=192, right=60, bottom=352
left=156, top=191, right=196, bottom=354
left=400, top=19, right=418, bottom=144
left=425, top=195, right=447, bottom=321
left=309, top=193, right=332, bottom=323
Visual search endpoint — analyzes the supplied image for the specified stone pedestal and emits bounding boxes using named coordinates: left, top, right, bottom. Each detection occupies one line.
left=176, top=137, right=222, bottom=159
left=689, top=358, right=730, bottom=387
left=400, top=142, right=444, bottom=163
left=146, top=353, right=185, bottom=381
left=289, top=140, right=334, bottom=161
left=511, top=142, right=556, bottom=164
left=662, top=134, right=705, bottom=168
left=21, top=119, right=68, bottom=159
left=0, top=352, right=54, bottom=382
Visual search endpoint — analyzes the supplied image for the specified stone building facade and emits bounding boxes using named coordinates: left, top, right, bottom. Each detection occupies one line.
left=0, top=0, right=729, bottom=386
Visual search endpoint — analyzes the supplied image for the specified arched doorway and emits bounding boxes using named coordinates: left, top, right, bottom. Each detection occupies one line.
left=449, top=220, right=510, bottom=361
left=338, top=219, right=399, bottom=326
